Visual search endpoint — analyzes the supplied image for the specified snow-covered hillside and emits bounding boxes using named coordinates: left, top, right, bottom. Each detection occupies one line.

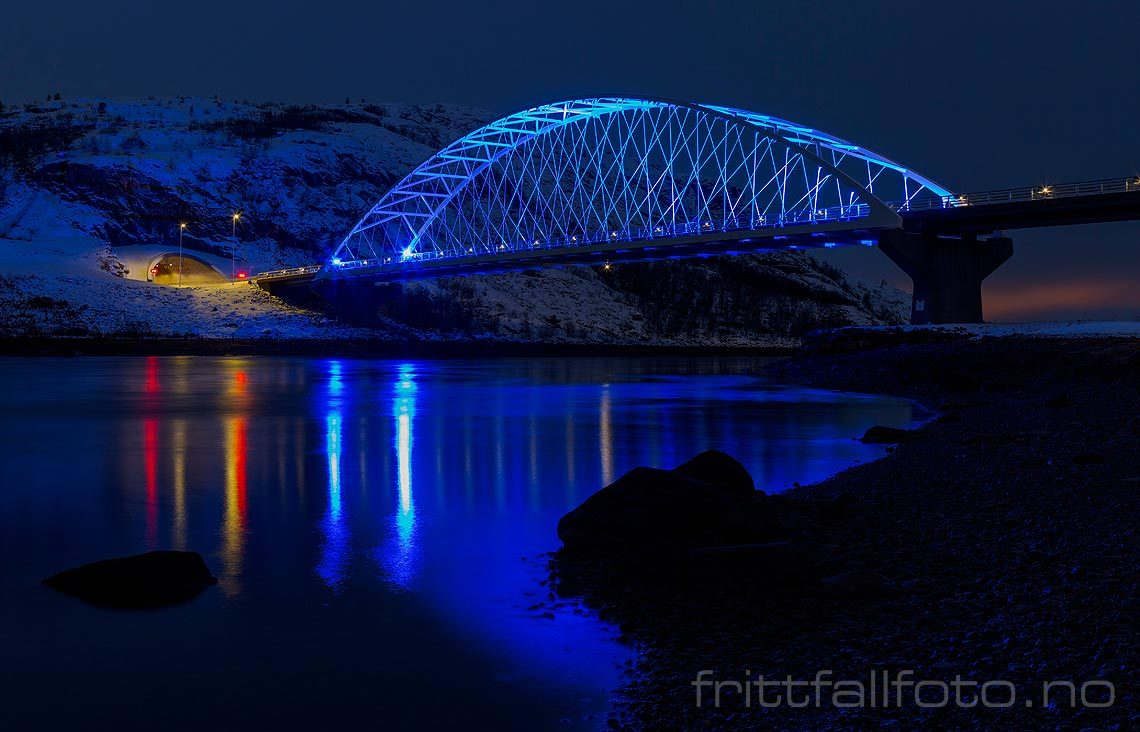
left=0, top=97, right=909, bottom=343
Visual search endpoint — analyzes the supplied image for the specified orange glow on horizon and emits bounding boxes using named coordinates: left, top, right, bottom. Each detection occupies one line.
left=985, top=278, right=1140, bottom=320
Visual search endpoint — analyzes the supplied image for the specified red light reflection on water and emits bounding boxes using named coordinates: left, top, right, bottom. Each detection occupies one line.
left=144, top=418, right=158, bottom=549
left=222, top=417, right=248, bottom=594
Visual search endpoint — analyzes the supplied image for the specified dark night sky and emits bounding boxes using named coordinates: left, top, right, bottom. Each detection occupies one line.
left=3, top=0, right=1138, bottom=320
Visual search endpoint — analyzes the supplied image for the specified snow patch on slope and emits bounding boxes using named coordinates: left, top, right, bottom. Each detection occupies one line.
left=0, top=97, right=911, bottom=342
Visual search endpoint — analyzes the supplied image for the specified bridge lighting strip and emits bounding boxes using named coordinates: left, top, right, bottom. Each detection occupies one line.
left=325, top=97, right=951, bottom=274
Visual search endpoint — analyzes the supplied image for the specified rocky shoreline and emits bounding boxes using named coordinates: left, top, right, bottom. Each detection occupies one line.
left=0, top=335, right=794, bottom=359
left=552, top=334, right=1140, bottom=730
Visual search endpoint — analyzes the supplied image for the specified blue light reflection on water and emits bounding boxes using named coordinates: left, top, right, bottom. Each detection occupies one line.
left=0, top=356, right=928, bottom=730
left=316, top=359, right=348, bottom=590
left=381, top=362, right=420, bottom=590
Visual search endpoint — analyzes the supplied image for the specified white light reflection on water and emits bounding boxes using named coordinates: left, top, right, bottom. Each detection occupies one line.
left=377, top=362, right=420, bottom=589
left=317, top=360, right=350, bottom=590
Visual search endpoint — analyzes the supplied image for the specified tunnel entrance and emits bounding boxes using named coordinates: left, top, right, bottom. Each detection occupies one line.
left=148, top=254, right=228, bottom=285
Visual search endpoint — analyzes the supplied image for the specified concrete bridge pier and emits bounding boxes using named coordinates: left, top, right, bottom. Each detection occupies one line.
left=878, top=230, right=1013, bottom=325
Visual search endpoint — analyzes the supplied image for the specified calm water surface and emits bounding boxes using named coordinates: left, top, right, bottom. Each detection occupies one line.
left=0, top=356, right=926, bottom=730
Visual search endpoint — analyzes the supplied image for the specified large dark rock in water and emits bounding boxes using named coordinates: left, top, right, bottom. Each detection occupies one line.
left=557, top=451, right=765, bottom=553
left=688, top=542, right=817, bottom=589
left=558, top=466, right=740, bottom=552
left=43, top=551, right=218, bottom=608
left=717, top=496, right=787, bottom=544
left=672, top=449, right=757, bottom=500
left=860, top=425, right=918, bottom=444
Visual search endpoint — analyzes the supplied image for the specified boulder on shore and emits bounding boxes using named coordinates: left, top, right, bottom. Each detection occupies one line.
left=43, top=551, right=218, bottom=608
left=557, top=450, right=777, bottom=554
left=558, top=466, right=737, bottom=552
left=688, top=542, right=817, bottom=589
left=860, top=425, right=918, bottom=444
left=717, top=496, right=787, bottom=544
left=672, top=449, right=757, bottom=500
left=555, top=452, right=827, bottom=594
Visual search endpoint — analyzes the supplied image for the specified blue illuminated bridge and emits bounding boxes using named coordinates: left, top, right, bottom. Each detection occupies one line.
left=255, top=96, right=1140, bottom=324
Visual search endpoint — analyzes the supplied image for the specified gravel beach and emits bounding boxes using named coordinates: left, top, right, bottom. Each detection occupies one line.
left=553, top=334, right=1140, bottom=730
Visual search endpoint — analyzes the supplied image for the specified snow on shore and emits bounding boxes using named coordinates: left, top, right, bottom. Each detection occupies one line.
left=0, top=97, right=920, bottom=342
left=899, top=322, right=1140, bottom=338
left=0, top=233, right=369, bottom=338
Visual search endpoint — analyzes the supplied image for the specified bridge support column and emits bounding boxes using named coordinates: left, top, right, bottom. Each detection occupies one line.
left=878, top=231, right=1013, bottom=325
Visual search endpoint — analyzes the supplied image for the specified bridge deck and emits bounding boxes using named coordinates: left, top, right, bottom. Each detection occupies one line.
left=250, top=265, right=322, bottom=286
left=902, top=181, right=1140, bottom=234
left=317, top=217, right=887, bottom=283
left=252, top=177, right=1140, bottom=287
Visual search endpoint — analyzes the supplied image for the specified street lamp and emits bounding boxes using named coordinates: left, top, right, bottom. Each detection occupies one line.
left=231, top=212, right=241, bottom=282
left=178, top=222, right=187, bottom=287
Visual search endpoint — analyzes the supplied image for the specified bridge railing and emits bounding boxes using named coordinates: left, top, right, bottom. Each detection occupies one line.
left=327, top=203, right=873, bottom=271
left=901, top=176, right=1140, bottom=212
left=252, top=264, right=323, bottom=280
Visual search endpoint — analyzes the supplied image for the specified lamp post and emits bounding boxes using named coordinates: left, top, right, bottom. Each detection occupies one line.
left=178, top=222, right=187, bottom=288
left=231, top=212, right=241, bottom=282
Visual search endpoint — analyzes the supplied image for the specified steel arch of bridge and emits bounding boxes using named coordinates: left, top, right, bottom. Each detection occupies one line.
left=321, top=97, right=952, bottom=280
